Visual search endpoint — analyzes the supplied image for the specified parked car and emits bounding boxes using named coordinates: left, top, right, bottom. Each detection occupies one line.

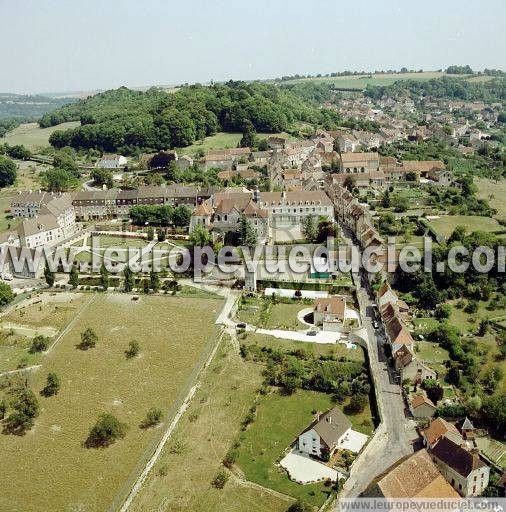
left=372, top=320, right=379, bottom=329
left=236, top=322, right=246, bottom=329
left=306, top=330, right=317, bottom=336
left=2, top=273, right=13, bottom=281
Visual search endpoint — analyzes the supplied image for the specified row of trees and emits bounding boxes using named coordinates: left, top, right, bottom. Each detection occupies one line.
left=129, top=204, right=192, bottom=227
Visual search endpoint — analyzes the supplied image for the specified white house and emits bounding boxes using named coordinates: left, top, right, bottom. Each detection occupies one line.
left=96, top=155, right=127, bottom=168
left=298, top=406, right=352, bottom=459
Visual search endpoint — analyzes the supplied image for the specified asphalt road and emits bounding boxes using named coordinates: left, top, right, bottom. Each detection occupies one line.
left=340, top=223, right=418, bottom=497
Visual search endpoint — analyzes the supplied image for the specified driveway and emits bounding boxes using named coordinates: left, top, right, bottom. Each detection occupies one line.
left=280, top=450, right=341, bottom=484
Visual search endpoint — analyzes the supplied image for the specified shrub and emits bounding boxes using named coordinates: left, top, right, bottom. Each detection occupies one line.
left=211, top=469, right=229, bottom=489
left=125, top=339, right=140, bottom=359
left=344, top=393, right=367, bottom=414
left=85, top=413, right=128, bottom=448
left=29, top=335, right=49, bottom=353
left=141, top=407, right=163, bottom=428
left=222, top=448, right=238, bottom=468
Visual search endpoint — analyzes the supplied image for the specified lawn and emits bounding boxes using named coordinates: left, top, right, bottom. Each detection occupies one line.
left=428, top=215, right=502, bottom=239
left=236, top=389, right=334, bottom=507
left=1, top=121, right=81, bottom=151
left=415, top=340, right=450, bottom=365
left=129, top=335, right=289, bottom=512
left=241, top=332, right=365, bottom=363
left=236, top=296, right=307, bottom=330
left=0, top=194, right=20, bottom=234
left=0, top=292, right=223, bottom=512
left=475, top=177, right=506, bottom=222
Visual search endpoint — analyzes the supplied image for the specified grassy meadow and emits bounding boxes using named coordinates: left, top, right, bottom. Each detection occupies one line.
left=476, top=177, right=506, bottom=222
left=428, top=215, right=502, bottom=239
left=0, top=292, right=223, bottom=512
left=1, top=121, right=80, bottom=151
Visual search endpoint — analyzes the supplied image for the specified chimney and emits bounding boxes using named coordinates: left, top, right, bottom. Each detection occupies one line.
left=252, top=185, right=260, bottom=203
left=326, top=416, right=331, bottom=424
left=281, top=191, right=286, bottom=201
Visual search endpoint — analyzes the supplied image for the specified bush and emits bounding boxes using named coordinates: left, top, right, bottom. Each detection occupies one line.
left=85, top=413, right=128, bottom=448
left=4, top=388, right=39, bottom=435
left=29, top=335, right=49, bottom=353
left=141, top=407, right=163, bottom=428
left=211, top=469, right=229, bottom=489
left=125, top=339, right=140, bottom=359
left=222, top=448, right=239, bottom=468
left=287, top=501, right=313, bottom=512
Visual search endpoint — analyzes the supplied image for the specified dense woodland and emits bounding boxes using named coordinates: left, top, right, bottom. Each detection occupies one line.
left=40, top=82, right=346, bottom=154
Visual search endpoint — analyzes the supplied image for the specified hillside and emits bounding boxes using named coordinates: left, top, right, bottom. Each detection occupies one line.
left=37, top=82, right=344, bottom=154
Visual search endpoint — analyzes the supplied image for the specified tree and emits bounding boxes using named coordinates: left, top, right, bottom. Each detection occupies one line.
left=5, top=388, right=40, bottom=434
left=239, top=214, right=257, bottom=248
left=302, top=214, right=318, bottom=243
left=239, top=120, right=256, bottom=148
left=100, top=263, right=109, bottom=290
left=0, top=282, right=15, bottom=306
left=343, top=175, right=356, bottom=193
left=146, top=227, right=154, bottom=241
left=141, top=407, right=162, bottom=428
left=0, top=155, right=17, bottom=188
left=189, top=224, right=212, bottom=247
left=157, top=229, right=166, bottom=242
left=344, top=393, right=367, bottom=414
left=0, top=399, right=5, bottom=420
left=405, top=171, right=417, bottom=181
left=287, top=500, right=312, bottom=512
left=125, top=339, right=140, bottom=359
left=123, top=266, right=135, bottom=292
left=69, top=264, right=79, bottom=288
left=29, top=335, right=49, bottom=353
left=86, top=413, right=128, bottom=448
left=434, top=304, right=451, bottom=321
left=42, top=168, right=79, bottom=192
left=172, top=205, right=192, bottom=227
left=422, top=379, right=443, bottom=404
left=78, top=328, right=98, bottom=350
left=91, top=168, right=113, bottom=189
left=44, top=264, right=55, bottom=287
left=42, top=372, right=60, bottom=396
left=149, top=270, right=160, bottom=292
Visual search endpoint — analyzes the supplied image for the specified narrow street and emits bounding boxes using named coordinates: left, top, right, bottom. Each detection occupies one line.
left=339, top=222, right=418, bottom=497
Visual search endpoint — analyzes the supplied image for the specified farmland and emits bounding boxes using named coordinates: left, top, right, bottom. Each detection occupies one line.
left=1, top=121, right=80, bottom=150
left=278, top=71, right=448, bottom=88
left=0, top=292, right=223, bottom=512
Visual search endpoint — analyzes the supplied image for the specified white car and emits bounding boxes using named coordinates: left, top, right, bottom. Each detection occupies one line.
left=2, top=273, right=13, bottom=281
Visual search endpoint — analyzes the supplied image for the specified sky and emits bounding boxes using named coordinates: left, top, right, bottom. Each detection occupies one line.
left=1, top=0, right=505, bottom=95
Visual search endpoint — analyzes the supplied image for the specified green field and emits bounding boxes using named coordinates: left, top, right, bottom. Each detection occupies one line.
left=475, top=178, right=506, bottom=222
left=428, top=215, right=502, bottom=239
left=1, top=121, right=80, bottom=150
left=177, top=131, right=295, bottom=156
left=0, top=292, right=223, bottom=512
left=280, top=71, right=448, bottom=89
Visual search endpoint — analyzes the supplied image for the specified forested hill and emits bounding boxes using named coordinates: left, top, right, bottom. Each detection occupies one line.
left=364, top=76, right=506, bottom=102
left=40, top=82, right=344, bottom=154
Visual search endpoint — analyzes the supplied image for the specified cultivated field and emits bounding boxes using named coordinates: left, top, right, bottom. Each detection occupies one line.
left=428, top=215, right=502, bottom=238
left=1, top=121, right=80, bottom=150
left=475, top=177, right=506, bottom=222
left=0, top=292, right=223, bottom=512
left=280, top=71, right=448, bottom=88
